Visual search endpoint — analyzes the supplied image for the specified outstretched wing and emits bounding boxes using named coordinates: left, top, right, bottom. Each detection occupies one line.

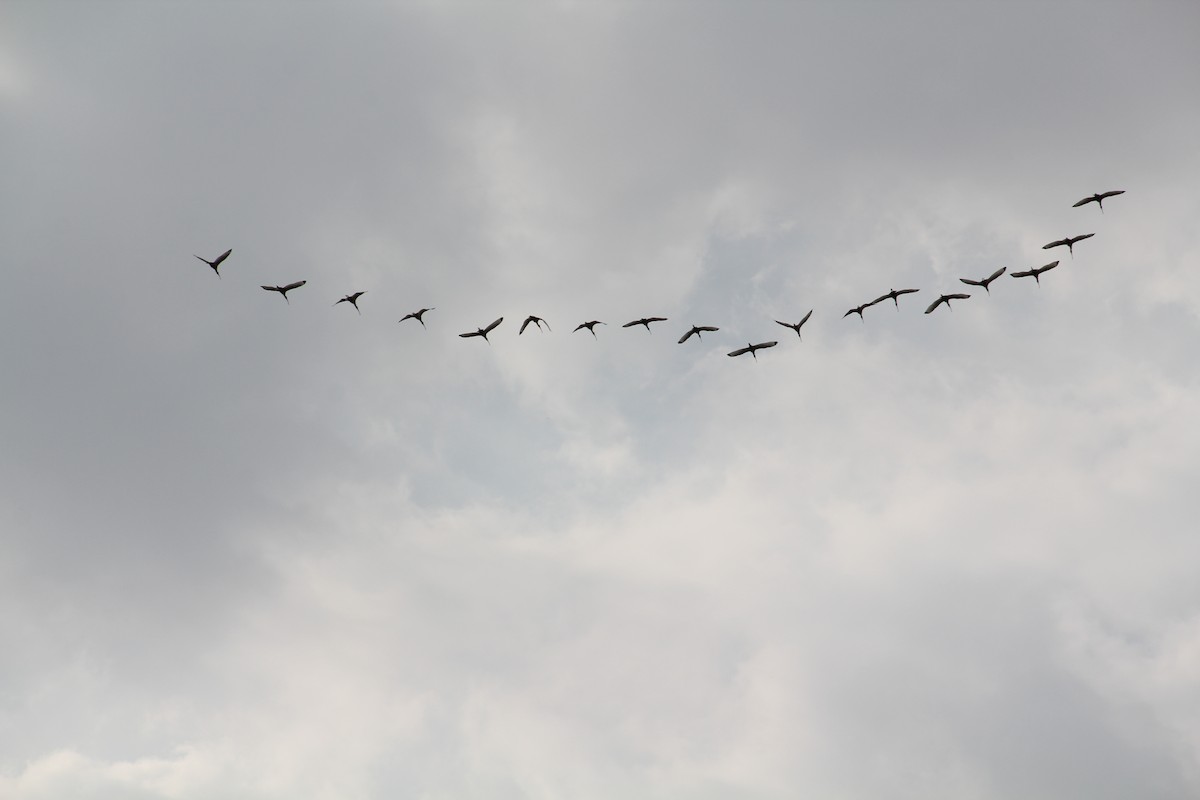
left=1043, top=238, right=1068, bottom=250
left=924, top=296, right=946, bottom=314
left=1098, top=190, right=1125, bottom=201
left=1010, top=270, right=1034, bottom=278
left=1072, top=196, right=1096, bottom=208
left=1037, top=261, right=1060, bottom=274
left=646, top=317, right=668, bottom=324
left=986, top=267, right=1005, bottom=282
left=678, top=329, right=696, bottom=344
left=459, top=331, right=480, bottom=338
left=519, top=317, right=533, bottom=334
left=261, top=285, right=280, bottom=292
left=727, top=346, right=751, bottom=357
left=483, top=317, right=503, bottom=333
left=947, top=293, right=970, bottom=301
left=960, top=278, right=983, bottom=287
left=622, top=320, right=641, bottom=328
left=282, top=280, right=306, bottom=292
left=1070, top=233, right=1095, bottom=245
left=213, top=248, right=232, bottom=266
left=755, top=341, right=778, bottom=351
left=799, top=309, right=812, bottom=326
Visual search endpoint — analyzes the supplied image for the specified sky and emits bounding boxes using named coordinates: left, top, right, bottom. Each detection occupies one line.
left=2, top=1, right=1200, bottom=797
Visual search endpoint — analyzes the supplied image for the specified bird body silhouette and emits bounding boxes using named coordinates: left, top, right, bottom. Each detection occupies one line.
left=1043, top=233, right=1094, bottom=258
left=574, top=320, right=606, bottom=338
left=728, top=341, right=778, bottom=359
left=400, top=308, right=435, bottom=327
left=1073, top=190, right=1124, bottom=212
left=261, top=280, right=307, bottom=303
left=924, top=293, right=970, bottom=314
left=335, top=291, right=366, bottom=313
left=460, top=317, right=503, bottom=342
left=623, top=317, right=668, bottom=332
left=519, top=315, right=550, bottom=334
left=872, top=288, right=920, bottom=309
left=776, top=310, right=813, bottom=339
left=960, top=267, right=1006, bottom=293
left=195, top=248, right=231, bottom=278
left=678, top=325, right=719, bottom=344
left=1011, top=261, right=1059, bottom=285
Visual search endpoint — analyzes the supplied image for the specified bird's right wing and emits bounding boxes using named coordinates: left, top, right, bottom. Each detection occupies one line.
left=1072, top=197, right=1094, bottom=207
left=261, top=285, right=279, bottom=292
left=622, top=320, right=639, bottom=328
left=1010, top=270, right=1033, bottom=278
left=519, top=318, right=532, bottom=334
left=282, top=280, right=307, bottom=291
left=727, top=346, right=750, bottom=357
left=1043, top=239, right=1066, bottom=249
left=960, top=278, right=982, bottom=287
left=459, top=331, right=479, bottom=338
left=987, top=267, right=1006, bottom=281
left=799, top=310, right=812, bottom=325
left=483, top=317, right=503, bottom=333
left=757, top=341, right=778, bottom=350
left=678, top=330, right=695, bottom=344
left=1099, top=190, right=1125, bottom=200
left=924, top=298, right=944, bottom=314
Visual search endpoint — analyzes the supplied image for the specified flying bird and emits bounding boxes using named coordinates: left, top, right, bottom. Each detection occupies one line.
left=924, top=293, right=970, bottom=314
left=261, top=280, right=307, bottom=303
left=1043, top=233, right=1094, bottom=258
left=1011, top=260, right=1059, bottom=285
left=727, top=341, right=778, bottom=360
left=776, top=310, right=813, bottom=339
left=334, top=291, right=366, bottom=314
left=844, top=299, right=880, bottom=321
left=399, top=307, right=435, bottom=327
left=459, top=317, right=503, bottom=342
left=872, top=288, right=920, bottom=309
left=678, top=325, right=719, bottom=344
left=195, top=248, right=231, bottom=278
left=960, top=267, right=1006, bottom=293
left=1073, top=190, right=1125, bottom=212
left=573, top=320, right=606, bottom=338
left=519, top=315, right=551, bottom=334
left=623, top=317, right=668, bottom=332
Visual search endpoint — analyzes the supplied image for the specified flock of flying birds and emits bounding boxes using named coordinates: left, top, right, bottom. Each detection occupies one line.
left=194, top=190, right=1124, bottom=360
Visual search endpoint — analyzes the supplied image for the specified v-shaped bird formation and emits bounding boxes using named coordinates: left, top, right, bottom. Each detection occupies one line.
left=192, top=190, right=1123, bottom=361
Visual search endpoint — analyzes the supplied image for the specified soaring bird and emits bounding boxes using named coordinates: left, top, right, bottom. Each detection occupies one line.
left=924, top=293, right=970, bottom=314
left=573, top=320, right=606, bottom=338
left=519, top=315, right=551, bottom=334
left=844, top=299, right=880, bottom=321
left=335, top=291, right=366, bottom=314
left=195, top=248, right=231, bottom=278
left=728, top=341, right=778, bottom=360
left=623, top=317, right=668, bottom=332
left=261, top=280, right=307, bottom=303
left=678, top=325, right=719, bottom=344
left=776, top=310, right=813, bottom=339
left=1043, top=233, right=1094, bottom=258
left=1073, top=190, right=1124, bottom=212
left=459, top=317, right=503, bottom=342
left=1011, top=261, right=1059, bottom=285
left=872, top=288, right=920, bottom=309
left=399, top=307, right=435, bottom=327
left=960, top=267, right=1006, bottom=293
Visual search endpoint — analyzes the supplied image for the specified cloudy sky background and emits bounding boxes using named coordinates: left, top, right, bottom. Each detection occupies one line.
left=2, top=1, right=1200, bottom=797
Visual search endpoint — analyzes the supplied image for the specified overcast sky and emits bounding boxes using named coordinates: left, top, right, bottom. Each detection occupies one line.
left=2, top=1, right=1200, bottom=797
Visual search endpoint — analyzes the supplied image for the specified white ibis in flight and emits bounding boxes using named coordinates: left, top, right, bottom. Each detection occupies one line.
left=678, top=325, right=719, bottom=344
left=519, top=316, right=550, bottom=334
left=195, top=248, right=231, bottom=278
left=872, top=288, right=920, bottom=310
left=960, top=267, right=1006, bottom=293
left=728, top=341, right=778, bottom=360
left=623, top=317, right=668, bottom=332
left=460, top=317, right=503, bottom=342
left=400, top=308, right=435, bottom=327
left=776, top=310, right=813, bottom=339
left=1073, top=190, right=1124, bottom=212
left=1011, top=261, right=1059, bottom=286
left=335, top=291, right=366, bottom=314
left=261, top=280, right=307, bottom=303
left=1043, top=233, right=1094, bottom=259
left=573, top=320, right=606, bottom=338
left=924, top=293, right=970, bottom=314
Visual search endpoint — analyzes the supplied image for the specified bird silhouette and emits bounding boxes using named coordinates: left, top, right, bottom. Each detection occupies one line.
left=1073, top=190, right=1124, bottom=212
left=872, top=288, right=920, bottom=309
left=195, top=248, right=231, bottom=279
left=844, top=299, right=881, bottom=321
left=519, top=315, right=550, bottom=334
left=459, top=317, right=503, bottom=342
left=775, top=310, right=813, bottom=339
left=623, top=317, right=668, bottom=332
left=924, top=293, right=970, bottom=314
left=399, top=307, right=435, bottom=328
left=728, top=341, right=778, bottom=360
left=1011, top=260, right=1059, bottom=285
left=573, top=320, right=606, bottom=338
left=678, top=325, right=719, bottom=344
left=1043, top=233, right=1094, bottom=258
left=960, top=267, right=1006, bottom=293
left=335, top=291, right=366, bottom=314
left=261, top=280, right=307, bottom=304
